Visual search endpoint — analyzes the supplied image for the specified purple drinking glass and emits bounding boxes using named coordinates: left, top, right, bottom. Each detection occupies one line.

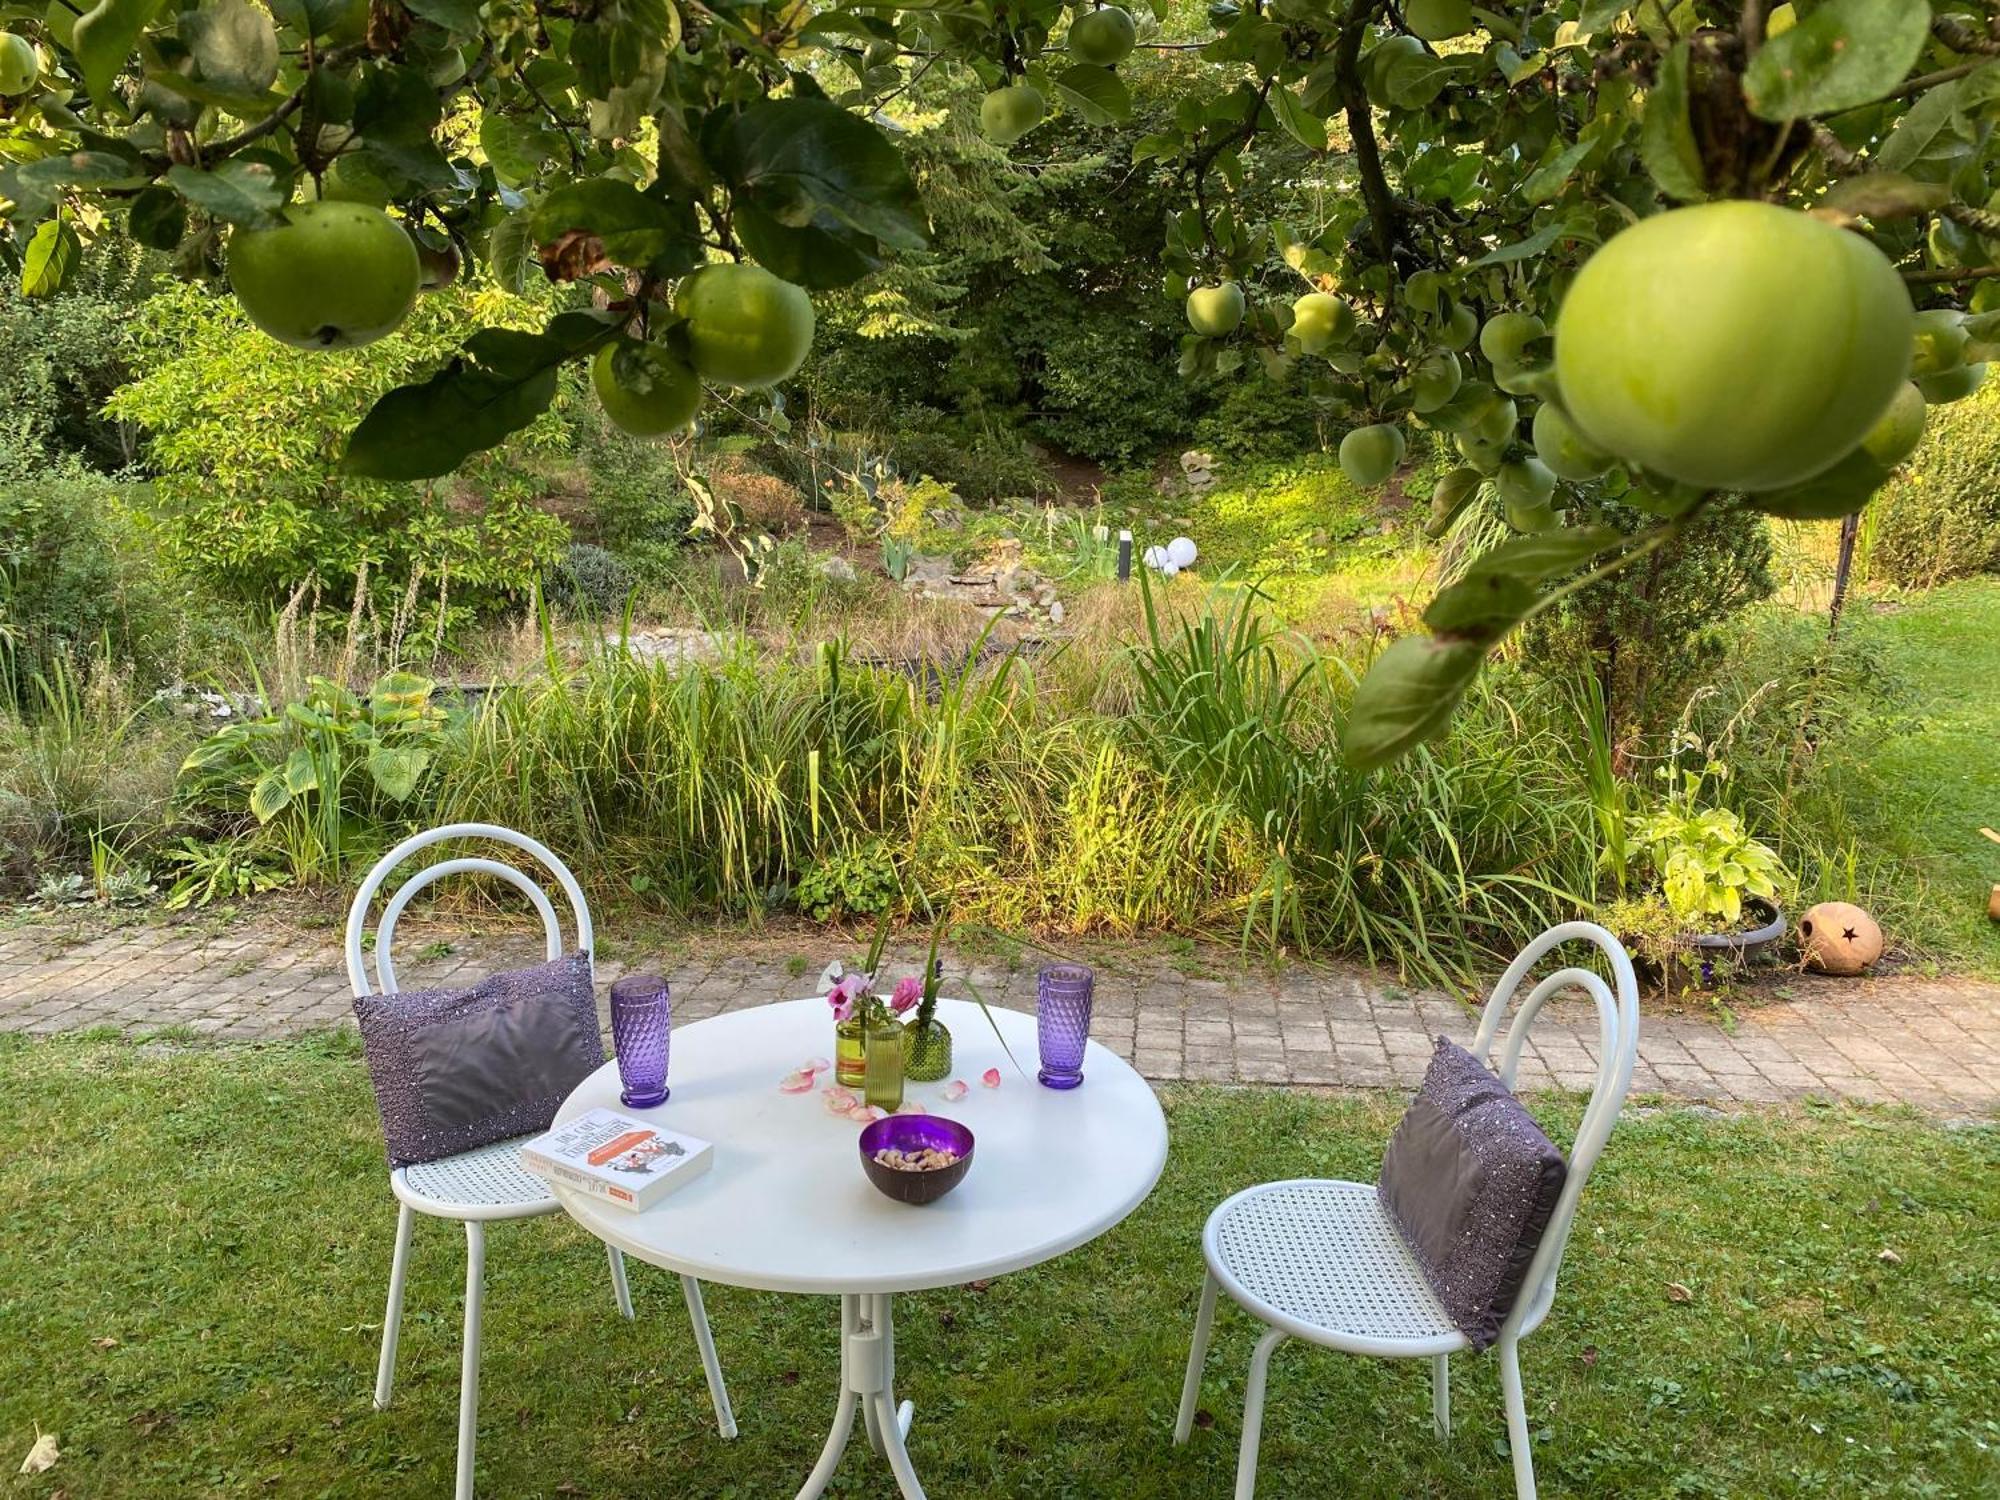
left=610, top=974, right=671, bottom=1108
left=1037, top=964, right=1094, bottom=1090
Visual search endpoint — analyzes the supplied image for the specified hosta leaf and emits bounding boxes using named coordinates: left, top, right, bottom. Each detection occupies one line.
left=1742, top=0, right=1929, bottom=122
left=366, top=745, right=431, bottom=800
left=1341, top=635, right=1487, bottom=772
left=283, top=747, right=319, bottom=796
left=248, top=766, right=292, bottom=823
left=20, top=218, right=82, bottom=299
left=1640, top=41, right=1706, bottom=203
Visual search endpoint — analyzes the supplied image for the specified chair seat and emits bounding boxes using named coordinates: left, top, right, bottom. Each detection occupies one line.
left=392, top=1135, right=559, bottom=1221
left=1206, top=1179, right=1470, bottom=1357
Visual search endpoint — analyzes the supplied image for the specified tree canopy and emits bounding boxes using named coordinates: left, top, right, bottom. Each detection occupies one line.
left=3, top=0, right=1998, bottom=764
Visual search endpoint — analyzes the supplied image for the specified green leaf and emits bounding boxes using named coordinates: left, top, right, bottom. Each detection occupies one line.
left=1743, top=446, right=1891, bottom=520
left=353, top=63, right=458, bottom=195
left=530, top=179, right=699, bottom=274
left=20, top=219, right=82, bottom=299
left=1052, top=63, right=1134, bottom=128
left=268, top=0, right=355, bottom=38
left=282, top=747, right=319, bottom=796
left=707, top=97, right=928, bottom=254
left=74, top=0, right=161, bottom=111
left=1268, top=83, right=1327, bottom=152
left=343, top=313, right=619, bottom=480
left=127, top=184, right=187, bottom=249
left=248, top=766, right=292, bottom=823
left=1819, top=171, right=1949, bottom=220
left=167, top=159, right=286, bottom=227
left=1742, top=0, right=1929, bottom=122
left=1342, top=635, right=1487, bottom=772
left=185, top=0, right=278, bottom=96
left=1522, top=137, right=1596, bottom=205
left=1872, top=77, right=1968, bottom=175
left=1422, top=571, right=1538, bottom=643
left=479, top=111, right=559, bottom=188
left=402, top=0, right=481, bottom=33
left=1471, top=216, right=1592, bottom=266
left=1640, top=41, right=1706, bottom=203
left=487, top=208, right=534, bottom=294
left=1464, top=524, right=1625, bottom=581
left=365, top=745, right=430, bottom=800
left=733, top=202, right=880, bottom=290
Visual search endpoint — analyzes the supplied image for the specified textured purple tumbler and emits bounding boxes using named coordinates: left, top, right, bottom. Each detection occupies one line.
left=1037, top=964, right=1094, bottom=1090
left=610, top=974, right=671, bottom=1108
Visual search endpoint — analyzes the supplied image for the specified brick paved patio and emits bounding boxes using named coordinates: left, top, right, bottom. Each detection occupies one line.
left=1, top=914, right=1994, bottom=1115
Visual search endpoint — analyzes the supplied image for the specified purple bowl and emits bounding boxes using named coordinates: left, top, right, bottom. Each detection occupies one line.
left=858, top=1114, right=975, bottom=1205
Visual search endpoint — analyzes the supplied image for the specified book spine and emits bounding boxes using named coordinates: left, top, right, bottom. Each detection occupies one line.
left=521, top=1154, right=642, bottom=1208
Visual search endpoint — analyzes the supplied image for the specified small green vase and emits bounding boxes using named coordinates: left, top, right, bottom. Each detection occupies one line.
left=903, top=1017, right=953, bottom=1082
left=864, top=1017, right=906, bottom=1110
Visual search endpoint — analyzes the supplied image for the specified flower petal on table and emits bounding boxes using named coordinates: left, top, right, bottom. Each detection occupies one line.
left=821, top=1087, right=859, bottom=1114
left=941, top=1080, right=968, bottom=1102
left=806, top=1056, right=832, bottom=1075
left=894, top=1101, right=928, bottom=1115
left=982, top=1067, right=1002, bottom=1088
left=847, top=1104, right=886, bottom=1123
left=779, top=1068, right=816, bottom=1093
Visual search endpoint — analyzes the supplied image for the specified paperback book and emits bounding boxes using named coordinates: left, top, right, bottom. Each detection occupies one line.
left=521, top=1108, right=713, bottom=1212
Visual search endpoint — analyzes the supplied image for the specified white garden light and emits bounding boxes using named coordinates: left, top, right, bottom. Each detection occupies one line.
left=1167, top=536, right=1197, bottom=569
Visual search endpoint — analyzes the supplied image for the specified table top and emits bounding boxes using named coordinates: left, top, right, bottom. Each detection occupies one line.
left=549, top=996, right=1169, bottom=1294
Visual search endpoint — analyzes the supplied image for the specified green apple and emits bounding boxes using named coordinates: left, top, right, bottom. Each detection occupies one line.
left=1496, top=456, right=1556, bottom=513
left=592, top=338, right=702, bottom=437
left=674, top=262, right=816, bottom=388
left=980, top=84, right=1046, bottom=144
left=1479, top=310, right=1545, bottom=369
left=1187, top=282, right=1246, bottom=337
left=1553, top=200, right=1914, bottom=492
left=1857, top=381, right=1926, bottom=469
left=1290, top=291, right=1353, bottom=354
left=1340, top=423, right=1406, bottom=487
left=1531, top=402, right=1613, bottom=480
left=1438, top=301, right=1479, bottom=351
left=1404, top=0, right=1473, bottom=41
left=1068, top=6, right=1136, bottom=65
left=228, top=202, right=422, bottom=350
left=1909, top=308, right=1968, bottom=377
left=1409, top=349, right=1464, bottom=414
left=1915, top=362, right=1986, bottom=405
left=0, top=32, right=38, bottom=94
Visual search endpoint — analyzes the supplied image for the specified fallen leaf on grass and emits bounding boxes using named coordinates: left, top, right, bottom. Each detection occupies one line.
left=91, top=1336, right=119, bottom=1350
left=1665, top=1282, right=1693, bottom=1304
left=1877, top=1247, right=1903, bottom=1265
left=18, top=1429, right=58, bottom=1475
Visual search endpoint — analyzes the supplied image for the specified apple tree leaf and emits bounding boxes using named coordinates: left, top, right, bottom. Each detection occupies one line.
left=1342, top=635, right=1487, bottom=772
left=21, top=218, right=82, bottom=298
left=1640, top=41, right=1706, bottom=202
left=1743, top=0, right=1930, bottom=122
left=74, top=0, right=161, bottom=112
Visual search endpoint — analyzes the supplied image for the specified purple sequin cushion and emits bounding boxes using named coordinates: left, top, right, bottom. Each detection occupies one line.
left=353, top=952, right=604, bottom=1168
left=1377, top=1037, right=1568, bottom=1350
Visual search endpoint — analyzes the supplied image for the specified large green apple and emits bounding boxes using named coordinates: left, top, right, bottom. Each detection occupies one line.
left=1554, top=201, right=1914, bottom=492
left=1857, top=381, right=1925, bottom=468
left=674, top=262, right=815, bottom=388
left=980, top=84, right=1046, bottom=144
left=1068, top=6, right=1136, bottom=65
left=1915, top=362, right=1986, bottom=404
left=228, top=202, right=421, bottom=350
left=0, top=32, right=38, bottom=94
left=1409, top=349, right=1463, bottom=413
left=1531, top=402, right=1612, bottom=480
left=593, top=338, right=702, bottom=438
left=1290, top=291, right=1353, bottom=353
left=1187, top=282, right=1245, bottom=337
left=1339, top=423, right=1406, bottom=487
left=1909, top=309, right=1968, bottom=377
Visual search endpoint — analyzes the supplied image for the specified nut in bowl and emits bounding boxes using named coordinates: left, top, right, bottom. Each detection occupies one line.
left=858, top=1115, right=974, bottom=1206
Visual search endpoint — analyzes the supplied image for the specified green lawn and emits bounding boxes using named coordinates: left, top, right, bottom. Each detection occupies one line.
left=3, top=1031, right=1995, bottom=1499
left=1827, top=577, right=2000, bottom=972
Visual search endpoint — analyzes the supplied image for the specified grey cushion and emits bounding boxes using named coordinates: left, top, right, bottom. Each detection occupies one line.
left=1377, top=1037, right=1567, bottom=1350
left=354, top=951, right=604, bottom=1168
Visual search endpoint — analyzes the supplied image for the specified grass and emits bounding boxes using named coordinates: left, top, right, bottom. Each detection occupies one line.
left=3, top=1032, right=1996, bottom=1498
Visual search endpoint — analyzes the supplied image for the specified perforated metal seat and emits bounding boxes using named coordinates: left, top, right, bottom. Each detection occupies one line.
left=1175, top=922, right=1642, bottom=1500
left=1208, top=1180, right=1467, bottom=1354
left=395, top=1136, right=558, bottom=1219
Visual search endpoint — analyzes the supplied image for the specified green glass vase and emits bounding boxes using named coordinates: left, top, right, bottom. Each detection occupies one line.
left=864, top=1017, right=906, bottom=1110
left=903, top=1017, right=953, bottom=1082
left=834, top=1016, right=867, bottom=1089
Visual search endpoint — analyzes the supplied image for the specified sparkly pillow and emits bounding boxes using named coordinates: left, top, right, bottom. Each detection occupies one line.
left=353, top=952, right=604, bottom=1169
left=1377, top=1037, right=1567, bottom=1350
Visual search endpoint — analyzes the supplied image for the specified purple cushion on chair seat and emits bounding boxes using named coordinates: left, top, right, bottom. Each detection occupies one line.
left=1377, top=1037, right=1567, bottom=1350
left=354, top=951, right=604, bottom=1168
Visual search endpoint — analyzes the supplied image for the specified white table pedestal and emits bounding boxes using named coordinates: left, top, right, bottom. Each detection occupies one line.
left=799, top=1293, right=924, bottom=1500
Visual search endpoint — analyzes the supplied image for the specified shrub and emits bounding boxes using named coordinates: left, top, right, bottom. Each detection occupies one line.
left=546, top=544, right=636, bottom=617
left=1869, top=378, right=2000, bottom=589
left=795, top=839, right=899, bottom=921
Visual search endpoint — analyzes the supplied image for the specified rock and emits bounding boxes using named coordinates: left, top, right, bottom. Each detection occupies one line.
left=610, top=627, right=726, bottom=669
left=1048, top=600, right=1066, bottom=625
left=820, top=555, right=858, bottom=583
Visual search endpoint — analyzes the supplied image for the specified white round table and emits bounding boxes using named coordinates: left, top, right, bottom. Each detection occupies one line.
left=549, top=996, right=1169, bottom=1499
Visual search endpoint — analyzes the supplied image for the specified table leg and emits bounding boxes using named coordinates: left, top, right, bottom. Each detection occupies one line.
left=794, top=1293, right=927, bottom=1500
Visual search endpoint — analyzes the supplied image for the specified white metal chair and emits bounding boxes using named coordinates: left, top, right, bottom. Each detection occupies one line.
left=1174, top=921, right=1640, bottom=1499
left=348, top=823, right=735, bottom=1499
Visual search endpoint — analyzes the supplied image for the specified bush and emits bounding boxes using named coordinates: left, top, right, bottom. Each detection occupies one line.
left=0, top=240, right=156, bottom=476
left=546, top=544, right=636, bottom=617
left=1869, top=378, right=2000, bottom=589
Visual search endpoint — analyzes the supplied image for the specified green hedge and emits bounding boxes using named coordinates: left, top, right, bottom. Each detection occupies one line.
left=1870, top=378, right=2000, bottom=589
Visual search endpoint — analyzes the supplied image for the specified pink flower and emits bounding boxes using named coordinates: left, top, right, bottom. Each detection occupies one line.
left=826, top=973, right=870, bottom=1022
left=889, top=976, right=923, bottom=1014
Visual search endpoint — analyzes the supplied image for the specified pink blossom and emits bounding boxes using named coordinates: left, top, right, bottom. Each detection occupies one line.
left=889, top=976, right=923, bottom=1014
left=826, top=973, right=870, bottom=1022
